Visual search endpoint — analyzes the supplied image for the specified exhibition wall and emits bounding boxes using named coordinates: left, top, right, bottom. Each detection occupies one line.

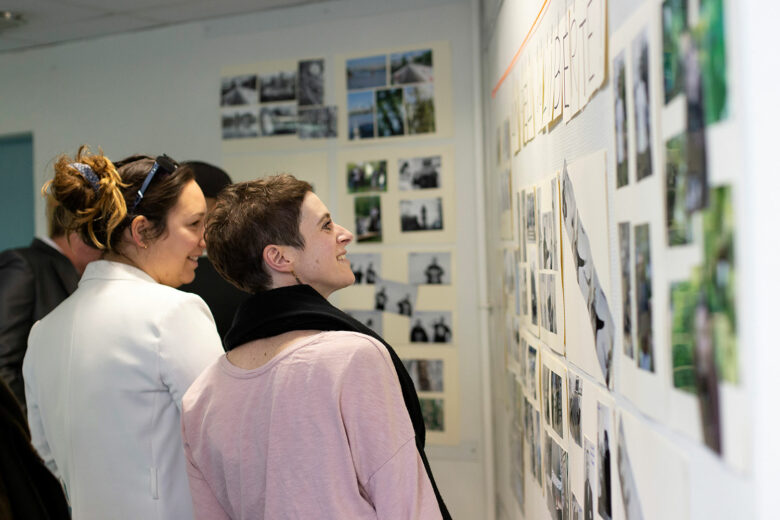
left=0, top=0, right=489, bottom=518
left=481, top=0, right=779, bottom=519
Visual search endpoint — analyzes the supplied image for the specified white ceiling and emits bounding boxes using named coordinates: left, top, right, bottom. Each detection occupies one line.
left=0, top=0, right=329, bottom=53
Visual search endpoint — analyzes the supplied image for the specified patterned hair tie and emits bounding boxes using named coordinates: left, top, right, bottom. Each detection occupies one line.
left=71, top=162, right=101, bottom=194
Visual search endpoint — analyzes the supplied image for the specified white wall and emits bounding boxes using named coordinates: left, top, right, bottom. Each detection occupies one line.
left=0, top=0, right=490, bottom=517
left=481, top=0, right=774, bottom=518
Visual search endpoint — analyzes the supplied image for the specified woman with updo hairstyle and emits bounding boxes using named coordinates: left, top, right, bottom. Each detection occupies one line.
left=22, top=146, right=223, bottom=519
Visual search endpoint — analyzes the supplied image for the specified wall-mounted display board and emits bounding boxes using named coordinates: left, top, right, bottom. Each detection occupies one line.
left=484, top=0, right=748, bottom=518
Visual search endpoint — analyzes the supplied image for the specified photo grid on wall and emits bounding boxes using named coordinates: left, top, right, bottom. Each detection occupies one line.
left=220, top=58, right=338, bottom=140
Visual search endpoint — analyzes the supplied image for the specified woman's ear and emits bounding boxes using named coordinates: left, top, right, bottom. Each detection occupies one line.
left=263, top=244, right=295, bottom=274
left=128, top=215, right=151, bottom=249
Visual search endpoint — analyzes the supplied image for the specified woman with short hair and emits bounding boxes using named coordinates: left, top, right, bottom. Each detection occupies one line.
left=182, top=174, right=450, bottom=519
left=23, top=147, right=223, bottom=519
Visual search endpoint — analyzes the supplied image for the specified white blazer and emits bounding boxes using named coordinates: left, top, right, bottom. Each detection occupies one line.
left=23, top=260, right=224, bottom=520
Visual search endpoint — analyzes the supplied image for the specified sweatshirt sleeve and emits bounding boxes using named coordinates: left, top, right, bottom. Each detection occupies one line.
left=339, top=336, right=442, bottom=520
left=157, top=294, right=223, bottom=409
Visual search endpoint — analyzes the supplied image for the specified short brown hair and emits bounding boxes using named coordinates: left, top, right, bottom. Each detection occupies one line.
left=45, top=146, right=194, bottom=251
left=206, top=174, right=312, bottom=293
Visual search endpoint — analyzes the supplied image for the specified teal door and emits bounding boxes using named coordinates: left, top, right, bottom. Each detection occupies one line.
left=0, top=134, right=34, bottom=251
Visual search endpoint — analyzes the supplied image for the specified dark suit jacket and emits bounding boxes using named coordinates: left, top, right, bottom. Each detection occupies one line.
left=0, top=378, right=70, bottom=519
left=179, top=256, right=249, bottom=344
left=0, top=239, right=79, bottom=410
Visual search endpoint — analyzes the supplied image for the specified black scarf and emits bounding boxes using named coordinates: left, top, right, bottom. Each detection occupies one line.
left=225, top=284, right=451, bottom=519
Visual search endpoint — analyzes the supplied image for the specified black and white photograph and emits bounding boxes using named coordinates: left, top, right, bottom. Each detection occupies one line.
left=409, top=311, right=452, bottom=343
left=585, top=437, right=597, bottom=520
left=550, top=369, right=564, bottom=438
left=409, top=251, right=451, bottom=284
left=347, top=54, right=387, bottom=90
left=634, top=223, right=654, bottom=372
left=598, top=402, right=613, bottom=520
left=348, top=252, right=380, bottom=284
left=503, top=249, right=515, bottom=294
left=632, top=29, right=653, bottom=182
left=525, top=190, right=537, bottom=242
left=542, top=365, right=551, bottom=426
left=374, top=279, right=417, bottom=316
left=499, top=169, right=512, bottom=216
left=400, top=197, right=443, bottom=232
left=390, top=49, right=433, bottom=84
left=572, top=496, right=583, bottom=520
left=527, top=345, right=538, bottom=400
left=260, top=104, right=297, bottom=136
left=518, top=191, right=527, bottom=262
left=550, top=177, right=560, bottom=270
left=540, top=273, right=558, bottom=334
left=544, top=432, right=569, bottom=520
left=398, top=155, right=441, bottom=190
left=345, top=309, right=383, bottom=336
left=518, top=266, right=529, bottom=317
left=221, top=109, right=259, bottom=139
left=297, top=59, right=324, bottom=106
left=221, top=74, right=258, bottom=106
left=542, top=211, right=555, bottom=270
left=618, top=419, right=645, bottom=520
left=376, top=88, right=405, bottom=137
left=348, top=90, right=375, bottom=140
left=354, top=195, right=381, bottom=243
left=568, top=372, right=582, bottom=447
left=514, top=251, right=522, bottom=315
left=259, top=70, right=296, bottom=103
left=420, top=398, right=444, bottom=431
left=527, top=403, right=542, bottom=486
left=347, top=160, right=387, bottom=193
left=298, top=106, right=337, bottom=138
left=404, top=84, right=436, bottom=135
left=402, top=358, right=443, bottom=392
left=619, top=222, right=634, bottom=359
left=561, top=167, right=577, bottom=241
left=510, top=428, right=525, bottom=512
left=575, top=219, right=594, bottom=302
left=529, top=255, right=538, bottom=327
left=613, top=50, right=629, bottom=188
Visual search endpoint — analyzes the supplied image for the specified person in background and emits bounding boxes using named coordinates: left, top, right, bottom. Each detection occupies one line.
left=0, top=377, right=70, bottom=519
left=182, top=174, right=450, bottom=519
left=0, top=200, right=101, bottom=413
left=23, top=147, right=223, bottom=519
left=179, top=161, right=249, bottom=341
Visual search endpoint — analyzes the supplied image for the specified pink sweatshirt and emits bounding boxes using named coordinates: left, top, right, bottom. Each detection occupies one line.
left=181, top=331, right=442, bottom=519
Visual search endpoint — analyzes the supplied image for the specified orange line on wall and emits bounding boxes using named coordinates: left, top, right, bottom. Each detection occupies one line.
left=491, top=0, right=551, bottom=98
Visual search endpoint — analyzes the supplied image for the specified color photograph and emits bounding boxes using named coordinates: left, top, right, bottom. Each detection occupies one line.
left=403, top=359, right=443, bottom=392
left=404, top=84, right=436, bottom=135
left=634, top=223, right=654, bottom=372
left=347, top=160, right=387, bottom=193
left=347, top=54, right=387, bottom=90
left=662, top=0, right=687, bottom=103
left=354, top=195, right=382, bottom=242
left=665, top=134, right=693, bottom=246
left=376, top=88, right=405, bottom=137
left=348, top=90, right=375, bottom=139
left=420, top=398, right=444, bottom=431
left=390, top=49, right=433, bottom=84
